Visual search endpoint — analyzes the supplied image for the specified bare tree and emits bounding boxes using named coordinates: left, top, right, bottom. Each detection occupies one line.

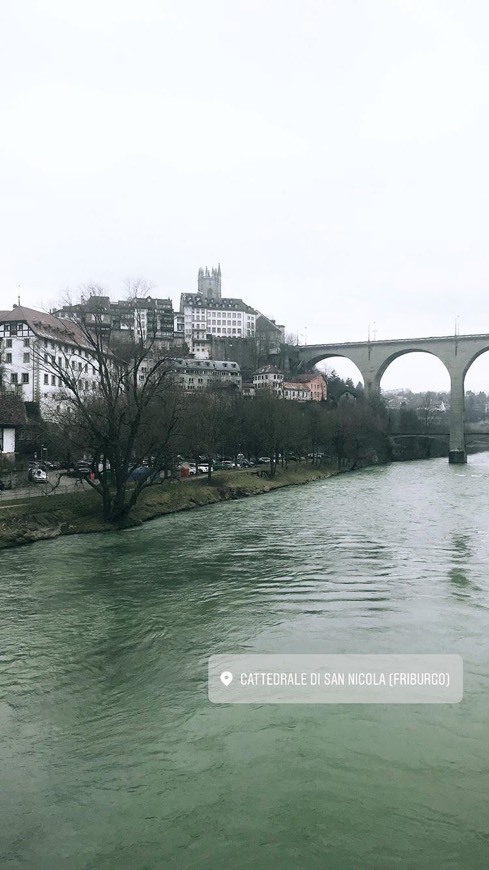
left=37, top=286, right=183, bottom=523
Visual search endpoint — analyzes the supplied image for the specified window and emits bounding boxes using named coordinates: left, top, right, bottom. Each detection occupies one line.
left=51, top=375, right=56, bottom=385
left=23, top=352, right=30, bottom=363
left=6, top=352, right=12, bottom=363
left=11, top=373, right=18, bottom=384
left=22, top=372, right=29, bottom=384
left=23, top=338, right=30, bottom=347
left=6, top=339, right=12, bottom=348
left=44, top=374, right=49, bottom=385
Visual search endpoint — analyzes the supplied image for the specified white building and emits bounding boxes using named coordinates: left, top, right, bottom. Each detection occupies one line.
left=252, top=365, right=284, bottom=395
left=178, top=265, right=258, bottom=357
left=0, top=305, right=102, bottom=416
left=283, top=381, right=312, bottom=401
left=169, top=358, right=242, bottom=391
left=180, top=293, right=257, bottom=357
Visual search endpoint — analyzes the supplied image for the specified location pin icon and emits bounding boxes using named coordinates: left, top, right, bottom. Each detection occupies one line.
left=220, top=671, right=233, bottom=687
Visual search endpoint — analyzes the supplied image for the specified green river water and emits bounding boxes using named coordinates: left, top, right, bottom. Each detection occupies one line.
left=1, top=455, right=489, bottom=869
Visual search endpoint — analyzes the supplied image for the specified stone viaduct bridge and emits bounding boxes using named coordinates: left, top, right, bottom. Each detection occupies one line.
left=297, top=334, right=489, bottom=464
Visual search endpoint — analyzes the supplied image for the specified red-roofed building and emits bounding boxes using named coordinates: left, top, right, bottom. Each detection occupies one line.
left=289, top=372, right=327, bottom=402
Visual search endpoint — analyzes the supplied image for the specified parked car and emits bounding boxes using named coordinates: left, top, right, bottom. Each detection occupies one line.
left=239, top=459, right=255, bottom=467
left=177, top=463, right=197, bottom=475
left=29, top=467, right=47, bottom=483
left=257, top=457, right=271, bottom=464
left=66, top=462, right=92, bottom=478
left=28, top=461, right=47, bottom=472
left=197, top=464, right=213, bottom=474
left=127, top=466, right=162, bottom=482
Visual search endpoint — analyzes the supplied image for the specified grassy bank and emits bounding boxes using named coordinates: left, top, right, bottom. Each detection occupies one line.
left=0, top=465, right=340, bottom=550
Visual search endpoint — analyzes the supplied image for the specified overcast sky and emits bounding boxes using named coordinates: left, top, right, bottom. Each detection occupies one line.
left=2, top=0, right=489, bottom=391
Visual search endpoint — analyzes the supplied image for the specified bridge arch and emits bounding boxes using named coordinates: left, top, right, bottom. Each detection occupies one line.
left=375, top=349, right=451, bottom=390
left=308, top=354, right=364, bottom=388
left=462, top=343, right=489, bottom=380
left=305, top=351, right=364, bottom=374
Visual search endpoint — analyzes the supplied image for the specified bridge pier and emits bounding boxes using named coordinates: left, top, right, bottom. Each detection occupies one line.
left=448, top=371, right=467, bottom=464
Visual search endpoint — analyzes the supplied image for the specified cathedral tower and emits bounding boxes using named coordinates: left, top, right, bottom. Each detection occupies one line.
left=197, top=264, right=222, bottom=300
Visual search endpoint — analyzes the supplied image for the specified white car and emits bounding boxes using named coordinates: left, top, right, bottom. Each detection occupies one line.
left=30, top=468, right=47, bottom=483
left=197, top=464, right=213, bottom=474
left=178, top=463, right=197, bottom=475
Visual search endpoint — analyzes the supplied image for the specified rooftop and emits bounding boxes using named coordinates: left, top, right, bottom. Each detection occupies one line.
left=0, top=393, right=28, bottom=426
left=0, top=304, right=94, bottom=350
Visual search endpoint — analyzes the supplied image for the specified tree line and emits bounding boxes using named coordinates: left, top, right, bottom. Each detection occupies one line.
left=18, top=293, right=390, bottom=524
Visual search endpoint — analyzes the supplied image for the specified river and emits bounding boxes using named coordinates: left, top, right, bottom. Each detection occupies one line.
left=1, top=455, right=489, bottom=869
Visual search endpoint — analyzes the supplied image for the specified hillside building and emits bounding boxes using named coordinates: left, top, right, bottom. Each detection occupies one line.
left=0, top=305, right=103, bottom=416
left=253, top=365, right=284, bottom=395
left=252, top=367, right=327, bottom=402
left=169, top=358, right=242, bottom=391
left=55, top=295, right=175, bottom=348
left=179, top=265, right=284, bottom=359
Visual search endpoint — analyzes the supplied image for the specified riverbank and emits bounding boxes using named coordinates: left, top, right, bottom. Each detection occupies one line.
left=0, top=464, right=342, bottom=550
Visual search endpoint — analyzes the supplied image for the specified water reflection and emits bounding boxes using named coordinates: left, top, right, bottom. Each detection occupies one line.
left=447, top=533, right=481, bottom=599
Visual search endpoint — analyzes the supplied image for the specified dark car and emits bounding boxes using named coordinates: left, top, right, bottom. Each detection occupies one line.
left=127, top=466, right=162, bottom=482
left=67, top=462, right=92, bottom=478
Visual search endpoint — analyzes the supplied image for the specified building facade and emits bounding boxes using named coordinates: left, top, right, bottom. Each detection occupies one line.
left=283, top=381, right=312, bottom=401
left=252, top=367, right=327, bottom=402
left=56, top=295, right=175, bottom=348
left=0, top=305, right=102, bottom=415
left=169, top=358, right=242, bottom=391
left=179, top=291, right=257, bottom=358
left=291, top=372, right=327, bottom=401
left=252, top=365, right=284, bottom=395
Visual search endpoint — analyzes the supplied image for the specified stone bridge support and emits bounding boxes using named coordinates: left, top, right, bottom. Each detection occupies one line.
left=447, top=370, right=466, bottom=463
